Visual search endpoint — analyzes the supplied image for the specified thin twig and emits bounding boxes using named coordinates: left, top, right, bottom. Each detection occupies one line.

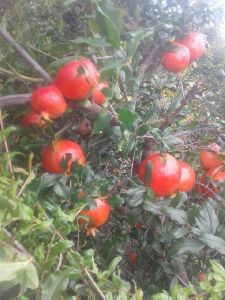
left=84, top=268, right=106, bottom=300
left=0, top=66, right=43, bottom=83
left=173, top=256, right=189, bottom=287
left=0, top=110, right=14, bottom=178
left=0, top=93, right=31, bottom=108
left=160, top=82, right=200, bottom=130
left=0, top=26, right=52, bottom=83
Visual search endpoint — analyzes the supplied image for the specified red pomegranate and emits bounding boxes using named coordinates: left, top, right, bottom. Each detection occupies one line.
left=54, top=59, right=100, bottom=101
left=161, top=41, right=190, bottom=73
left=177, top=161, right=196, bottom=192
left=179, top=31, right=206, bottom=62
left=137, top=153, right=181, bottom=197
left=31, top=85, right=67, bottom=119
left=42, top=140, right=85, bottom=174
left=90, top=81, right=109, bottom=106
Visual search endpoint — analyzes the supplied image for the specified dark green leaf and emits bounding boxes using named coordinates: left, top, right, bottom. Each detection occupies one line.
left=144, top=160, right=153, bottom=187
left=118, top=107, right=138, bottom=131
left=127, top=186, right=146, bottom=207
left=199, top=234, right=225, bottom=255
left=41, top=267, right=73, bottom=300
left=122, top=135, right=136, bottom=159
left=164, top=207, right=188, bottom=225
left=93, top=112, right=111, bottom=134
left=71, top=37, right=110, bottom=47
left=100, top=59, right=124, bottom=80
left=168, top=239, right=204, bottom=256
left=195, top=202, right=219, bottom=234
left=108, top=196, right=124, bottom=208
left=96, top=2, right=120, bottom=48
left=135, top=123, right=150, bottom=136
left=127, top=29, right=153, bottom=57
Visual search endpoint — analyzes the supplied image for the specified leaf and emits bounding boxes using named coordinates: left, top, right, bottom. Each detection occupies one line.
left=71, top=37, right=110, bottom=48
left=122, top=135, right=136, bottom=159
left=126, top=29, right=153, bottom=57
left=144, top=161, right=153, bottom=187
left=195, top=202, right=219, bottom=234
left=135, top=123, right=150, bottom=136
left=164, top=207, right=188, bottom=225
left=93, top=112, right=111, bottom=134
left=127, top=186, right=146, bottom=207
left=142, top=201, right=162, bottom=215
left=210, top=260, right=225, bottom=279
left=107, top=256, right=122, bottom=277
left=118, top=107, right=139, bottom=131
left=41, top=267, right=73, bottom=300
left=100, top=59, right=124, bottom=80
left=152, top=293, right=172, bottom=300
left=96, top=1, right=120, bottom=48
left=199, top=234, right=225, bottom=255
left=168, top=239, right=204, bottom=256
left=107, top=196, right=124, bottom=208
left=51, top=240, right=74, bottom=256
left=63, top=0, right=79, bottom=6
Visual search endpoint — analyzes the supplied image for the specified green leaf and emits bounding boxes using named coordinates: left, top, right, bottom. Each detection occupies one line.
left=164, top=207, right=188, bottom=225
left=142, top=201, right=162, bottom=215
left=168, top=239, right=204, bottom=256
left=127, top=186, right=146, bottom=207
left=126, top=29, right=153, bottom=57
left=152, top=293, right=172, bottom=300
left=144, top=161, right=153, bottom=187
left=71, top=37, right=110, bottom=48
left=96, top=1, right=120, bottom=48
left=63, top=0, right=78, bottom=6
left=195, top=202, right=219, bottom=234
left=118, top=107, right=139, bottom=131
left=199, top=234, right=225, bottom=255
left=108, top=196, right=124, bottom=208
left=100, top=59, right=124, bottom=80
left=107, top=256, right=122, bottom=277
left=41, top=267, right=73, bottom=300
left=51, top=240, right=74, bottom=256
left=135, top=123, right=150, bottom=136
left=210, top=260, right=225, bottom=279
left=93, top=112, right=111, bottom=134
left=122, top=135, right=136, bottom=159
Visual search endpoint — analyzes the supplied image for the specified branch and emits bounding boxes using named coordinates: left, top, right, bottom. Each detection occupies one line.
left=160, top=82, right=200, bottom=130
left=133, top=46, right=160, bottom=104
left=173, top=256, right=189, bottom=287
left=0, top=93, right=31, bottom=108
left=0, top=26, right=52, bottom=83
left=84, top=268, right=106, bottom=300
left=0, top=67, right=43, bottom=83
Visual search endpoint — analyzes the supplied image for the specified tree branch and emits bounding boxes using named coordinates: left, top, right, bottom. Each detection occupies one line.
left=173, top=256, right=189, bottom=287
left=0, top=26, right=52, bottom=83
left=160, top=82, right=200, bottom=130
left=0, top=93, right=31, bottom=108
left=0, top=66, right=43, bottom=83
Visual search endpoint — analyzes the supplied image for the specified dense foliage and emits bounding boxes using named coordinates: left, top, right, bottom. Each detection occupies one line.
left=1, top=0, right=225, bottom=299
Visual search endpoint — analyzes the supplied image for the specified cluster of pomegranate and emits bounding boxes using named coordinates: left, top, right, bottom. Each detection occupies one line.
left=161, top=31, right=206, bottom=73
left=21, top=58, right=110, bottom=236
left=197, top=143, right=225, bottom=197
left=137, top=153, right=196, bottom=197
left=21, top=58, right=109, bottom=128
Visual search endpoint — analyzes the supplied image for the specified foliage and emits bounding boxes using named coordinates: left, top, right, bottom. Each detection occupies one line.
left=1, top=0, right=225, bottom=299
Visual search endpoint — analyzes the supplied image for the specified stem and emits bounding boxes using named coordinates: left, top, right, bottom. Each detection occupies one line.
left=0, top=26, right=52, bottom=83
left=173, top=256, right=189, bottom=287
left=0, top=110, right=14, bottom=178
left=0, top=66, right=43, bottom=83
left=0, top=93, right=31, bottom=108
left=84, top=268, right=106, bottom=300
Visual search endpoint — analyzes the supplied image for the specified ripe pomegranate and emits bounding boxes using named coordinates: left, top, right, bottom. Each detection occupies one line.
left=31, top=85, right=67, bottom=119
left=197, top=272, right=207, bottom=282
left=127, top=252, right=138, bottom=264
left=179, top=31, right=206, bottom=62
left=21, top=111, right=46, bottom=128
left=90, top=81, right=109, bottom=106
left=199, top=166, right=225, bottom=197
left=200, top=150, right=224, bottom=170
left=161, top=41, right=190, bottom=73
left=78, top=196, right=110, bottom=236
left=177, top=161, right=196, bottom=192
left=42, top=140, right=85, bottom=174
left=137, top=153, right=181, bottom=197
left=54, top=59, right=100, bottom=101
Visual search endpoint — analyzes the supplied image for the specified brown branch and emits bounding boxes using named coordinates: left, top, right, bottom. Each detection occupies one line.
left=160, top=82, right=200, bottom=130
left=0, top=26, right=52, bottom=83
left=0, top=93, right=31, bottom=108
left=173, top=256, right=189, bottom=287
left=0, top=67, right=43, bottom=83
left=84, top=268, right=106, bottom=300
